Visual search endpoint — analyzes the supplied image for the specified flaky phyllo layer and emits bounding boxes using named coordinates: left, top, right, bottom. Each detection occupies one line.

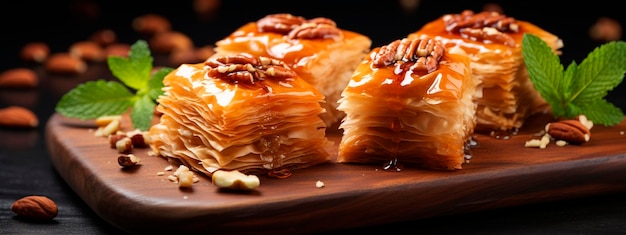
left=409, top=10, right=563, bottom=133
left=148, top=54, right=331, bottom=176
left=337, top=38, right=476, bottom=170
left=211, top=13, right=372, bottom=127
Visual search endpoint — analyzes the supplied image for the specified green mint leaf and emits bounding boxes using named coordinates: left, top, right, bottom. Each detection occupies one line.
left=571, top=41, right=626, bottom=103
left=55, top=39, right=174, bottom=131
left=107, top=40, right=153, bottom=90
left=521, top=34, right=567, bottom=116
left=147, top=67, right=174, bottom=100
left=130, top=94, right=156, bottom=131
left=55, top=80, right=135, bottom=119
left=522, top=33, right=626, bottom=126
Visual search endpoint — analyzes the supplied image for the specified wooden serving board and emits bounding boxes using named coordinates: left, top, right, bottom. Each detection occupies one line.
left=46, top=113, right=626, bottom=235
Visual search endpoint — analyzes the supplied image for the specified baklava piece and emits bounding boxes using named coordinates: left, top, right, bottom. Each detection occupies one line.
left=337, top=38, right=475, bottom=170
left=211, top=13, right=372, bottom=128
left=148, top=53, right=331, bottom=177
left=408, top=10, right=563, bottom=134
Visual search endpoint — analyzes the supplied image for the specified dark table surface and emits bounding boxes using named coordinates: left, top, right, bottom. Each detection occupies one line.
left=2, top=1, right=626, bottom=234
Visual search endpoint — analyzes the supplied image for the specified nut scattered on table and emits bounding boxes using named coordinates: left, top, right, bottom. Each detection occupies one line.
left=20, top=42, right=50, bottom=63
left=546, top=118, right=592, bottom=145
left=44, top=53, right=87, bottom=74
left=0, top=106, right=39, bottom=128
left=118, top=154, right=141, bottom=167
left=11, top=195, right=58, bottom=221
left=69, top=41, right=106, bottom=62
left=212, top=170, right=260, bottom=191
left=0, top=68, right=38, bottom=89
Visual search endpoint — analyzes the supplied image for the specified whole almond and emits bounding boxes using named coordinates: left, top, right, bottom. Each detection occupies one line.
left=150, top=31, right=194, bottom=54
left=11, top=195, right=58, bottom=220
left=90, top=29, right=118, bottom=46
left=45, top=53, right=87, bottom=74
left=20, top=42, right=50, bottom=63
left=132, top=14, right=171, bottom=35
left=69, top=41, right=105, bottom=62
left=0, top=68, right=38, bottom=88
left=105, top=43, right=131, bottom=57
left=0, top=106, right=39, bottom=128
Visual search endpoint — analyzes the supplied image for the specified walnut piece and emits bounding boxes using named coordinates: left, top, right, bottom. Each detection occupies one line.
left=372, top=37, right=445, bottom=74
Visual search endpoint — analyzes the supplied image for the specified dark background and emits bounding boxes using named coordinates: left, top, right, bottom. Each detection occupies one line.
left=1, top=1, right=626, bottom=234
left=1, top=0, right=625, bottom=105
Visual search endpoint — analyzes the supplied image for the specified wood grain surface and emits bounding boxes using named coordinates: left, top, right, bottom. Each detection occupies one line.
left=45, top=113, right=626, bottom=235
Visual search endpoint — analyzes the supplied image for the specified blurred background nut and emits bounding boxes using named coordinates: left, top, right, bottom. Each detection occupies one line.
left=45, top=53, right=87, bottom=74
left=0, top=68, right=38, bottom=89
left=589, top=17, right=622, bottom=42
left=69, top=41, right=105, bottom=62
left=132, top=13, right=171, bottom=36
left=149, top=31, right=194, bottom=54
left=105, top=43, right=131, bottom=57
left=0, top=106, right=39, bottom=128
left=20, top=42, right=50, bottom=63
left=89, top=29, right=118, bottom=47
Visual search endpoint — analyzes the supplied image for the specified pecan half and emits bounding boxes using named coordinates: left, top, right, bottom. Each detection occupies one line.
left=257, top=13, right=306, bottom=34
left=546, top=119, right=591, bottom=145
left=205, top=53, right=296, bottom=85
left=257, top=13, right=342, bottom=40
left=443, top=10, right=518, bottom=45
left=372, top=38, right=445, bottom=74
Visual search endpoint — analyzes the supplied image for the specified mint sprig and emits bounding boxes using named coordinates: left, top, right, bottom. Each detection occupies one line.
left=55, top=40, right=173, bottom=131
left=522, top=34, right=626, bottom=126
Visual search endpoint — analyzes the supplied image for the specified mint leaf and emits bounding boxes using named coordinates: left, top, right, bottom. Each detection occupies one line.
left=521, top=34, right=567, bottom=116
left=56, top=80, right=135, bottom=119
left=55, top=40, right=173, bottom=131
left=147, top=67, right=173, bottom=100
left=130, top=94, right=156, bottom=131
left=107, top=40, right=153, bottom=90
left=522, top=33, right=626, bottom=126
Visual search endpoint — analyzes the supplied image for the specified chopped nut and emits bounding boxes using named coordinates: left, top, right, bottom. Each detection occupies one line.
left=118, top=154, right=140, bottom=167
left=11, top=196, right=58, bottom=220
left=316, top=180, right=325, bottom=188
left=115, top=137, right=133, bottom=153
left=94, top=117, right=120, bottom=137
left=177, top=170, right=195, bottom=187
left=212, top=170, right=260, bottom=191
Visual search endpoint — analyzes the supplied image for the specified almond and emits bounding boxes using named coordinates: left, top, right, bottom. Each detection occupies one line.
left=69, top=41, right=105, bottom=62
left=149, top=31, right=194, bottom=54
left=132, top=14, right=171, bottom=35
left=11, top=195, right=58, bottom=220
left=45, top=53, right=87, bottom=74
left=0, top=106, right=39, bottom=128
left=20, top=42, right=50, bottom=63
left=0, top=68, right=38, bottom=88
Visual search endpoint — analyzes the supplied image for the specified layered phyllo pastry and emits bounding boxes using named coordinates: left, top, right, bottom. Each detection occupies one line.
left=337, top=37, right=475, bottom=170
left=148, top=53, right=331, bottom=177
left=408, top=10, right=563, bottom=134
left=211, top=13, right=372, bottom=128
